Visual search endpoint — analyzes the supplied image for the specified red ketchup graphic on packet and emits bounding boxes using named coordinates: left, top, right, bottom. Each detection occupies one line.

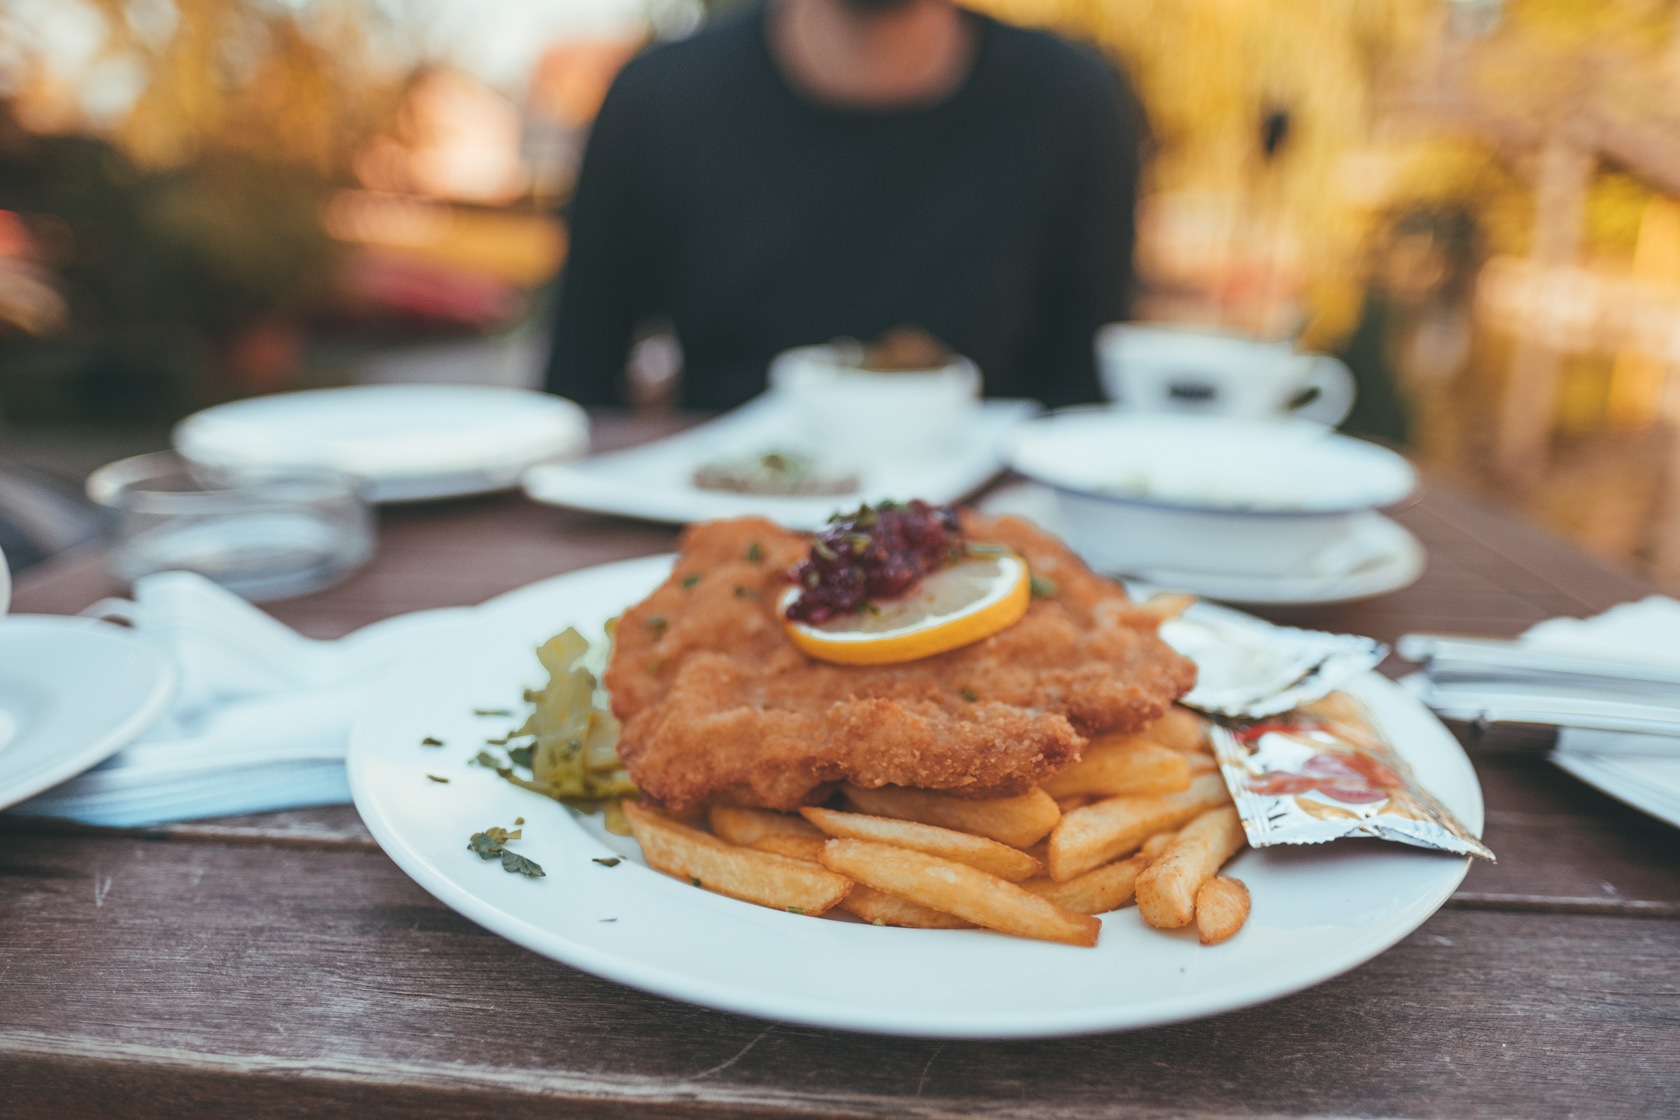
left=1208, top=693, right=1494, bottom=860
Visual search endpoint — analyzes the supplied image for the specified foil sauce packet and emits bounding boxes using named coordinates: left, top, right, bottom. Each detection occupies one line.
left=1208, top=691, right=1495, bottom=861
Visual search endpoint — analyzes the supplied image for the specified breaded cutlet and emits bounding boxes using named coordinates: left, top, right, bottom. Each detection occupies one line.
left=606, top=512, right=1197, bottom=811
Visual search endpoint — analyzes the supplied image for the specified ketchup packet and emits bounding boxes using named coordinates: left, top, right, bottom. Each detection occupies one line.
left=1209, top=691, right=1495, bottom=861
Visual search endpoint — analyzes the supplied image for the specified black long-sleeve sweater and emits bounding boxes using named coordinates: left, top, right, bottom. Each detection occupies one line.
left=544, top=5, right=1142, bottom=411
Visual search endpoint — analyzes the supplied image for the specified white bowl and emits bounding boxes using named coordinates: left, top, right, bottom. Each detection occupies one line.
left=768, top=345, right=980, bottom=464
left=1005, top=412, right=1416, bottom=578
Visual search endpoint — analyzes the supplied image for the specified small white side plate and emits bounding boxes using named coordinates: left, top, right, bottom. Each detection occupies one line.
left=0, top=616, right=176, bottom=811
left=349, top=557, right=1481, bottom=1038
left=175, top=385, right=590, bottom=502
left=522, top=395, right=1037, bottom=530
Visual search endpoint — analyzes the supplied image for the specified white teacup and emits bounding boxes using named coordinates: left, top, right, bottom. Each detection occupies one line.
left=769, top=344, right=981, bottom=464
left=1095, top=323, right=1355, bottom=427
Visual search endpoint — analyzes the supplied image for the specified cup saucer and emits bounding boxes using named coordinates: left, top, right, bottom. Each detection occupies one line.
left=0, top=615, right=175, bottom=811
left=977, top=483, right=1424, bottom=606
left=1130, top=514, right=1425, bottom=605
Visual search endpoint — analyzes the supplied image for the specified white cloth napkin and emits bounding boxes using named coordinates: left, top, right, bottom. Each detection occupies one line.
left=9, top=571, right=468, bottom=827
left=1403, top=596, right=1680, bottom=828
left=1520, top=596, right=1680, bottom=671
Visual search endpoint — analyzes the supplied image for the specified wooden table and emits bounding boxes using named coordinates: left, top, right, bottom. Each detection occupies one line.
left=5, top=415, right=1678, bottom=1119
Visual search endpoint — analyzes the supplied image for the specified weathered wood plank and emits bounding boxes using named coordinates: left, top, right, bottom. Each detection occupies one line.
left=0, top=833, right=1675, bottom=1119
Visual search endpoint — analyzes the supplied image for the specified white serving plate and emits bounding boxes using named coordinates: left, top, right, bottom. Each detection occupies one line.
left=175, top=385, right=590, bottom=502
left=522, top=394, right=1037, bottom=530
left=348, top=556, right=1481, bottom=1038
left=0, top=616, right=176, bottom=811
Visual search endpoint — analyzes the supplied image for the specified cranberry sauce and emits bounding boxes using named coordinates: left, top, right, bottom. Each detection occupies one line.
left=785, top=500, right=964, bottom=624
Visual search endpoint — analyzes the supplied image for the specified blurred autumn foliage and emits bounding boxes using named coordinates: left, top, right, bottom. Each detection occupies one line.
left=0, top=0, right=409, bottom=417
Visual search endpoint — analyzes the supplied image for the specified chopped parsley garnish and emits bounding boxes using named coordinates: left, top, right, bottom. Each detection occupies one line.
left=500, top=851, right=545, bottom=877
left=473, top=708, right=513, bottom=717
left=420, top=736, right=443, bottom=747
left=473, top=750, right=502, bottom=769
left=787, top=905, right=805, bottom=915
left=468, top=826, right=545, bottom=878
left=690, top=876, right=703, bottom=887
left=506, top=744, right=534, bottom=769
left=646, top=657, right=663, bottom=676
left=681, top=574, right=703, bottom=589
left=747, top=541, right=763, bottom=563
left=1030, top=574, right=1058, bottom=599
left=646, top=615, right=668, bottom=634
left=960, top=688, right=978, bottom=703
left=734, top=586, right=761, bottom=600
left=426, top=774, right=450, bottom=784
left=872, top=918, right=885, bottom=926
left=593, top=857, right=621, bottom=867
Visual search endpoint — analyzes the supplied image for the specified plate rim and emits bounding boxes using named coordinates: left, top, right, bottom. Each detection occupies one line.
left=0, top=614, right=178, bottom=811
left=349, top=556, right=1479, bottom=1038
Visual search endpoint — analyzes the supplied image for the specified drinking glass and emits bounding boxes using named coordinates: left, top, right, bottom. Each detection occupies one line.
left=88, top=451, right=374, bottom=601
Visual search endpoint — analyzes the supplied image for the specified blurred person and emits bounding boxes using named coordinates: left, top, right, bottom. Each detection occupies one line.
left=545, top=0, right=1144, bottom=410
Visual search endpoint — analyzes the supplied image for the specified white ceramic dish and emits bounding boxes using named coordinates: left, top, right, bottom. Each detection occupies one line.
left=522, top=394, right=1037, bottom=531
left=348, top=556, right=1481, bottom=1038
left=1096, top=323, right=1356, bottom=427
left=768, top=344, right=981, bottom=464
left=175, top=385, right=590, bottom=502
left=978, top=484, right=1424, bottom=606
left=1006, top=412, right=1417, bottom=578
left=0, top=615, right=176, bottom=811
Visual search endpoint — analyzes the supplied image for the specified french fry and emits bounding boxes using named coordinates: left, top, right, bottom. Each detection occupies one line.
left=1020, top=854, right=1149, bottom=915
left=1139, top=829, right=1180, bottom=860
left=1135, top=806, right=1246, bottom=929
left=1052, top=793, right=1095, bottom=813
left=663, top=803, right=711, bottom=826
left=1186, top=753, right=1220, bottom=774
left=1039, top=738, right=1193, bottom=799
left=1145, top=706, right=1212, bottom=754
left=840, top=784, right=1061, bottom=848
left=1047, top=772, right=1230, bottom=881
left=838, top=883, right=975, bottom=929
left=724, top=818, right=977, bottom=927
left=709, top=804, right=823, bottom=847
left=1136, top=591, right=1196, bottom=622
left=1195, top=875, right=1251, bottom=945
left=752, top=834, right=828, bottom=862
left=799, top=806, right=1042, bottom=882
left=819, top=838, right=1100, bottom=947
left=624, top=802, right=852, bottom=916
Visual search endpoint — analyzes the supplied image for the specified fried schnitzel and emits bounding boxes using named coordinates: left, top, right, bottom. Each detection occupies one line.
left=606, top=512, right=1196, bottom=810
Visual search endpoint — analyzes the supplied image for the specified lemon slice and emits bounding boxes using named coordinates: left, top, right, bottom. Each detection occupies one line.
left=780, top=552, right=1031, bottom=665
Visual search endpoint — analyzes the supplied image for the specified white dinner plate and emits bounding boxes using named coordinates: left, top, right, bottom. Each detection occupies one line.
left=349, top=556, right=1481, bottom=1037
left=522, top=394, right=1037, bottom=530
left=0, top=615, right=176, bottom=811
left=175, top=385, right=589, bottom=502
